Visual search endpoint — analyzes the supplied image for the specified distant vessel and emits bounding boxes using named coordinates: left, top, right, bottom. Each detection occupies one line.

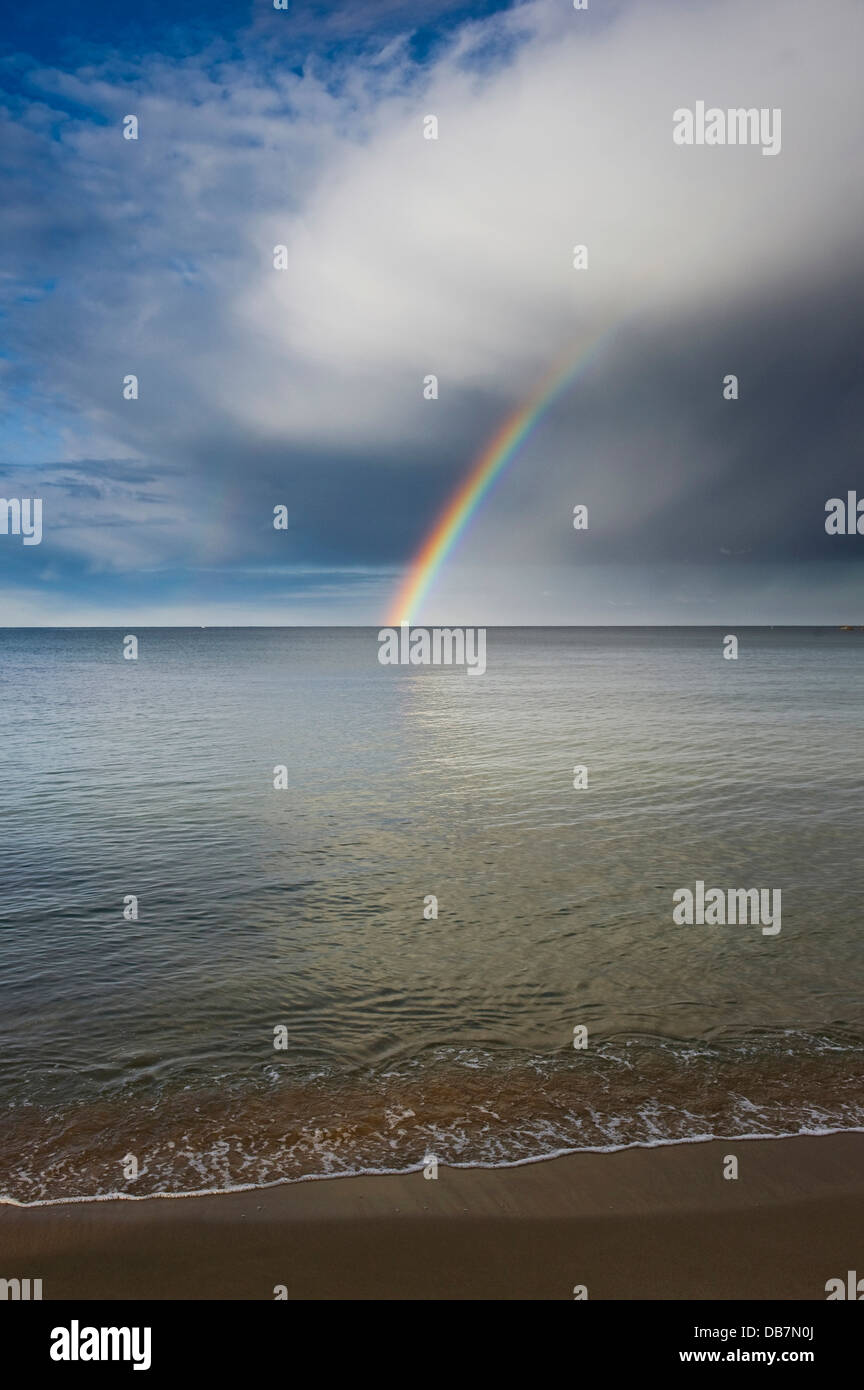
left=839, top=626, right=864, bottom=631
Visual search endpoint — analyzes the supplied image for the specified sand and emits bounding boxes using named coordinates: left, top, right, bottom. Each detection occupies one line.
left=2, top=1133, right=862, bottom=1299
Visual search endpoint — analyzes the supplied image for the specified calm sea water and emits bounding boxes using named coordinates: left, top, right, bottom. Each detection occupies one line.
left=0, top=627, right=862, bottom=1203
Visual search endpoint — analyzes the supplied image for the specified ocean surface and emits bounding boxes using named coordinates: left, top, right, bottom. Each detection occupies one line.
left=0, top=626, right=862, bottom=1204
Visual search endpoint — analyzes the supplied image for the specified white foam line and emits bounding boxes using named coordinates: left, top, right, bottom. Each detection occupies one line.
left=3, top=1123, right=863, bottom=1209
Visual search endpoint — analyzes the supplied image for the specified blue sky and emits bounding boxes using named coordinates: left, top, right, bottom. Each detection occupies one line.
left=2, top=0, right=863, bottom=624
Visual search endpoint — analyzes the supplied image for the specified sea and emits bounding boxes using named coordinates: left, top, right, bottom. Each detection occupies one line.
left=0, top=626, right=861, bottom=1203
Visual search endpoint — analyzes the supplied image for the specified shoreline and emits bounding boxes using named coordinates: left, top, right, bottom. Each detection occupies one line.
left=2, top=1132, right=862, bottom=1299
left=4, top=1122, right=864, bottom=1210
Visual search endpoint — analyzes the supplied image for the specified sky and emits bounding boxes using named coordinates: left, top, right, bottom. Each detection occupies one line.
left=1, top=0, right=863, bottom=625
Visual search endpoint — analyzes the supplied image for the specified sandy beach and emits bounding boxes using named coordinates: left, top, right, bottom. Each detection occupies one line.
left=2, top=1133, right=862, bottom=1300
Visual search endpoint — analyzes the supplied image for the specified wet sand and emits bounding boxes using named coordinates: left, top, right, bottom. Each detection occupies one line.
left=2, top=1133, right=862, bottom=1299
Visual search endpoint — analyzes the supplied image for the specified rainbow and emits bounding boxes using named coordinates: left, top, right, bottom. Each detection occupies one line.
left=387, top=326, right=617, bottom=625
